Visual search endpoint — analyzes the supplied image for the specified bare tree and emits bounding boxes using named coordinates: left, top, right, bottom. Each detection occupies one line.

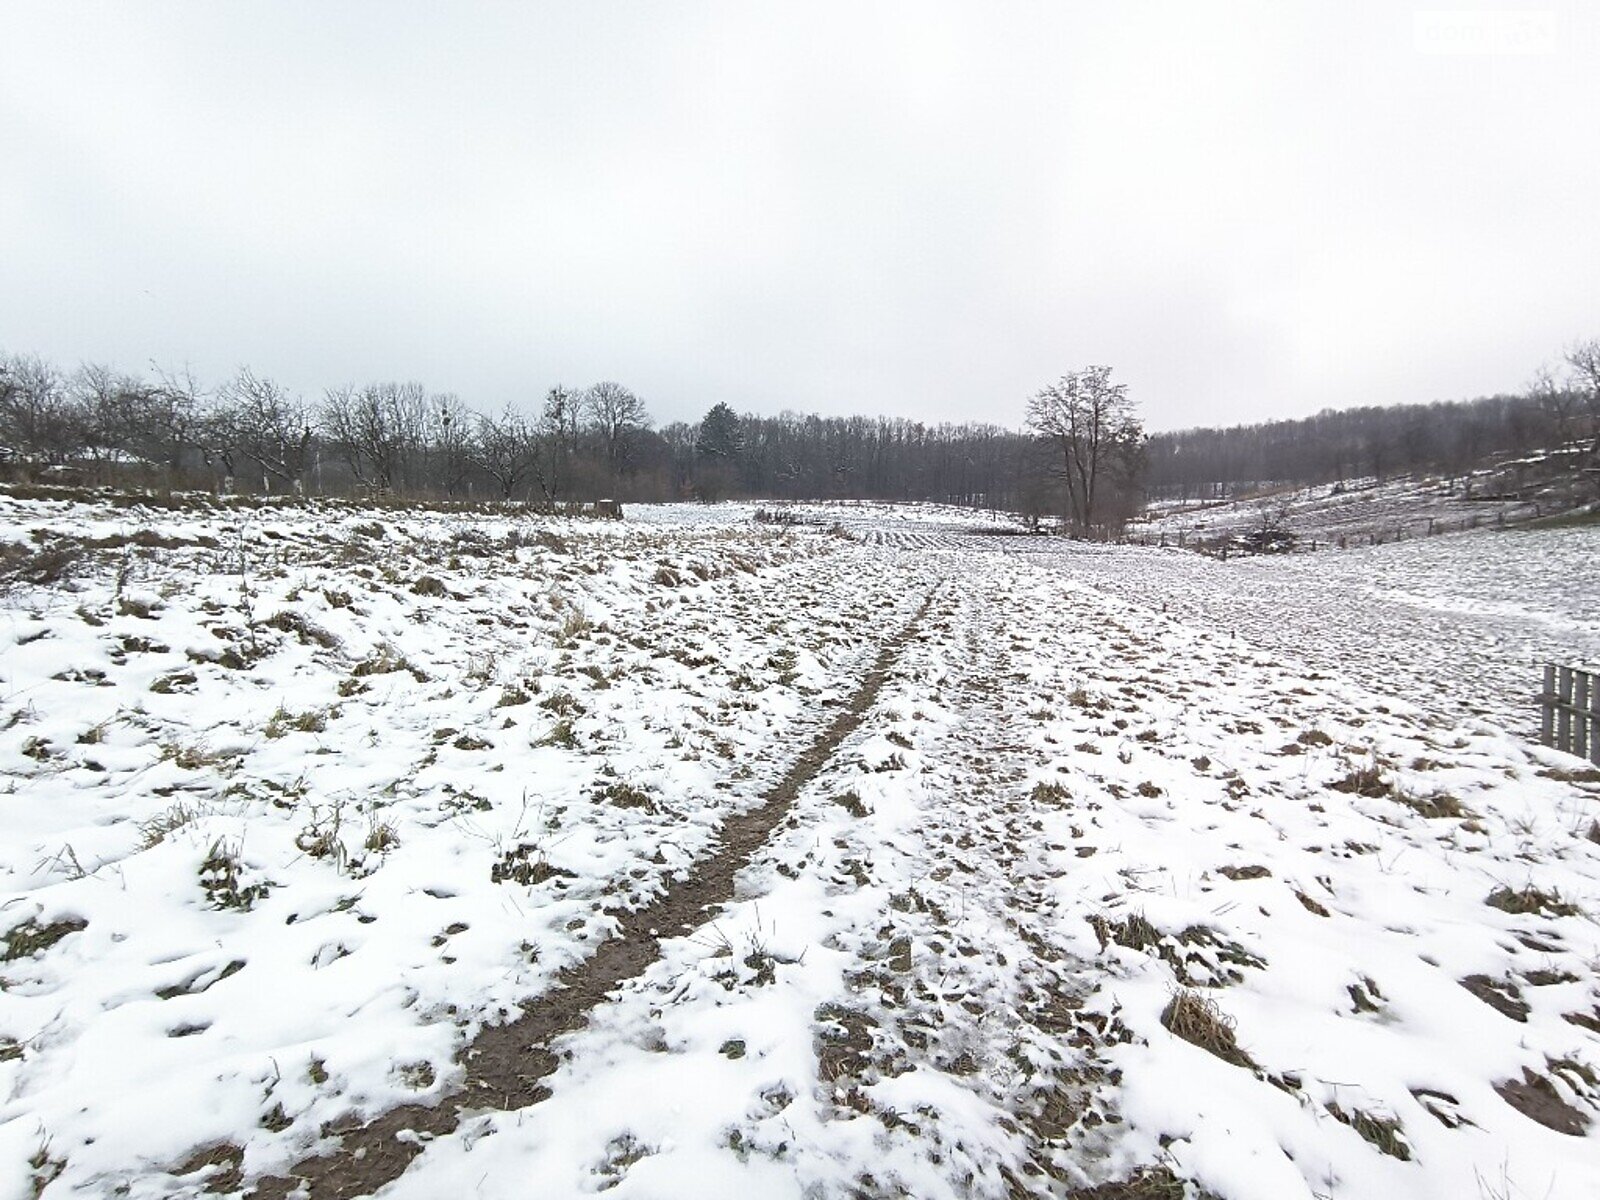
left=537, top=385, right=581, bottom=498
left=583, top=381, right=650, bottom=473
left=468, top=407, right=545, bottom=499
left=69, top=363, right=141, bottom=464
left=1564, top=338, right=1600, bottom=455
left=144, top=362, right=205, bottom=478
left=0, top=354, right=77, bottom=463
left=215, top=368, right=312, bottom=492
left=1529, top=364, right=1579, bottom=449
left=428, top=392, right=473, bottom=497
left=319, top=381, right=429, bottom=491
left=1026, top=365, right=1144, bottom=537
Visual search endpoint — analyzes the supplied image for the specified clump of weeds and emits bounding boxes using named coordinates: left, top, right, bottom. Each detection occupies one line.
left=540, top=718, right=579, bottom=748
left=264, top=704, right=328, bottom=739
left=1327, top=1104, right=1411, bottom=1160
left=3, top=916, right=88, bottom=962
left=1089, top=911, right=1162, bottom=953
left=199, top=840, right=269, bottom=911
left=594, top=782, right=657, bottom=812
left=1486, top=884, right=1583, bottom=918
left=833, top=791, right=869, bottom=818
left=1332, top=759, right=1391, bottom=798
left=262, top=610, right=341, bottom=650
left=1029, top=780, right=1071, bottom=808
left=138, top=801, right=199, bottom=849
left=294, top=806, right=349, bottom=871
left=1160, top=988, right=1255, bottom=1069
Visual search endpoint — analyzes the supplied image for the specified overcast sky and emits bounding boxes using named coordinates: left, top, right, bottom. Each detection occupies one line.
left=3, top=2, right=1597, bottom=432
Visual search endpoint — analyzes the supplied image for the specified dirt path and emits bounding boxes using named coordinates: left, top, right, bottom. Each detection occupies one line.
left=240, top=588, right=940, bottom=1200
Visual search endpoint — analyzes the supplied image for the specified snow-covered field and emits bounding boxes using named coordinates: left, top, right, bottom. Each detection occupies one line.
left=1003, top=526, right=1600, bottom=740
left=2, top=495, right=1598, bottom=1200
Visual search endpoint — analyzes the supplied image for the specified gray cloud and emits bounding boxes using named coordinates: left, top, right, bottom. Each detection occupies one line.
left=2, top=1, right=1596, bottom=431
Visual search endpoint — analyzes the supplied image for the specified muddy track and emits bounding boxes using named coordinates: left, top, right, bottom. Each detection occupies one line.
left=239, top=588, right=938, bottom=1200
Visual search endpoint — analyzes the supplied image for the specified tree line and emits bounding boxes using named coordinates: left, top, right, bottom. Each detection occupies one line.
left=1145, top=339, right=1600, bottom=502
left=3, top=337, right=1595, bottom=530
left=0, top=353, right=1038, bottom=510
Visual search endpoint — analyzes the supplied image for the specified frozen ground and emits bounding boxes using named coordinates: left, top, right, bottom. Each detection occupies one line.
left=1, top=495, right=1598, bottom=1200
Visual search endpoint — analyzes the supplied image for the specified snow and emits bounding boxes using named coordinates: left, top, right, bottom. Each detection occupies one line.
left=2, top=495, right=1597, bottom=1199
left=1135, top=472, right=1561, bottom=548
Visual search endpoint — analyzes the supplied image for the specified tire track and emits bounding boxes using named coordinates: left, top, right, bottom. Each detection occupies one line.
left=243, top=586, right=940, bottom=1200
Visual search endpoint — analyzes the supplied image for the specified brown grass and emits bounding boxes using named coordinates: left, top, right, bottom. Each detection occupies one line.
left=263, top=610, right=342, bottom=650
left=1064, top=1166, right=1187, bottom=1199
left=2, top=916, right=88, bottom=962
left=1089, top=912, right=1162, bottom=953
left=1029, top=780, right=1072, bottom=808
left=1160, top=988, right=1255, bottom=1069
left=1328, top=1104, right=1411, bottom=1160
left=1486, top=885, right=1583, bottom=918
left=1399, top=791, right=1470, bottom=819
left=1332, top=763, right=1391, bottom=798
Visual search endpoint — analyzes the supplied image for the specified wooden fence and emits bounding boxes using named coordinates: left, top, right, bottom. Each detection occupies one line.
left=1541, top=664, right=1600, bottom=764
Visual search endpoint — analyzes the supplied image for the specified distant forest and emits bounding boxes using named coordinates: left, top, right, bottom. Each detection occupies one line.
left=2, top=345, right=1596, bottom=521
left=0, top=352, right=1037, bottom=510
left=1146, top=388, right=1595, bottom=501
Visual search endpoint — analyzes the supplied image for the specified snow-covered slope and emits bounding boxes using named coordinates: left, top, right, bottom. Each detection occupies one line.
left=1136, top=473, right=1567, bottom=549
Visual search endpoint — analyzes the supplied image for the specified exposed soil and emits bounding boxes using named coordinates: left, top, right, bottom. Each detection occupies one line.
left=244, top=589, right=937, bottom=1200
left=1496, top=1068, right=1593, bottom=1136
left=1460, top=974, right=1531, bottom=1023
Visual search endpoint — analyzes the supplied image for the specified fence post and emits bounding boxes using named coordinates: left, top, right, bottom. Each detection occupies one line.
left=1557, top=666, right=1574, bottom=752
left=1590, top=671, right=1600, bottom=767
left=1576, top=671, right=1592, bottom=760
left=1542, top=664, right=1556, bottom=747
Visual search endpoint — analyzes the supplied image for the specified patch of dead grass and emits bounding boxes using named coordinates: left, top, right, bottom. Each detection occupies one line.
left=1160, top=988, right=1255, bottom=1069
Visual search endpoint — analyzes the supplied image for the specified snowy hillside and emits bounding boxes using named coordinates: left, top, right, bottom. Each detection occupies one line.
left=1, top=496, right=1597, bottom=1200
left=1135, top=472, right=1578, bottom=549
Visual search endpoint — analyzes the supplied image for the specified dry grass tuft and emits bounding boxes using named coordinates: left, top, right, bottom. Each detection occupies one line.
left=2, top=916, right=88, bottom=962
left=1090, top=911, right=1162, bottom=953
left=1160, top=988, right=1255, bottom=1069
left=1029, top=780, right=1072, bottom=808
left=1328, top=1104, right=1411, bottom=1160
left=833, top=791, right=869, bottom=818
left=1399, top=791, right=1471, bottom=819
left=1486, top=884, right=1583, bottom=918
left=138, top=801, right=199, bottom=849
left=199, top=840, right=269, bottom=911
left=595, top=782, right=657, bottom=812
left=263, top=610, right=342, bottom=650
left=1332, top=763, right=1391, bottom=798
